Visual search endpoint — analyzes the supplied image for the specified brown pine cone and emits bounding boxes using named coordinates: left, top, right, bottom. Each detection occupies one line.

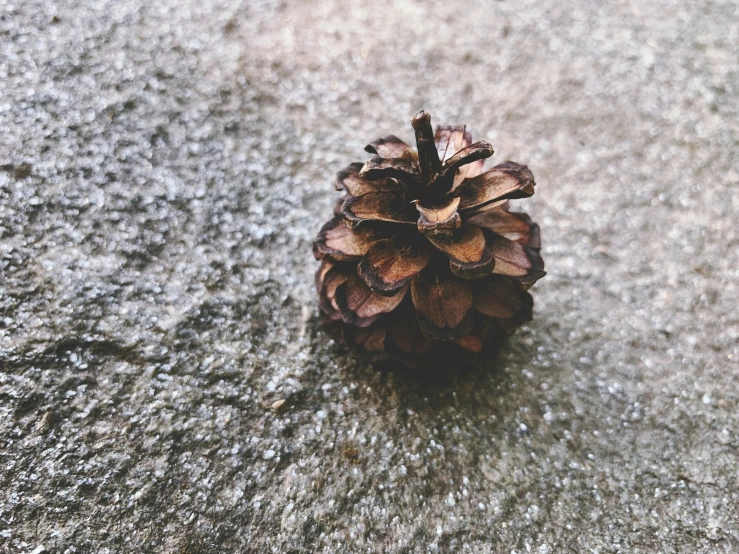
left=313, top=111, right=545, bottom=369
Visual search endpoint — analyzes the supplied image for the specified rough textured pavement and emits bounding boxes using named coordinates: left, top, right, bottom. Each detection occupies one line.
left=1, top=0, right=738, bottom=552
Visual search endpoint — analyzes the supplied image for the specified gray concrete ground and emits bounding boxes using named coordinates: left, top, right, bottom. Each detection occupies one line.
left=1, top=0, right=738, bottom=552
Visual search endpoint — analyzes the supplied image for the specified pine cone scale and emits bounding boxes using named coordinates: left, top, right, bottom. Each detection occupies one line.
left=454, top=165, right=536, bottom=211
left=467, top=209, right=538, bottom=246
left=427, top=224, right=487, bottom=263
left=416, top=197, right=462, bottom=237
left=313, top=216, right=384, bottom=261
left=359, top=157, right=420, bottom=185
left=315, top=261, right=347, bottom=311
left=434, top=125, right=472, bottom=163
left=487, top=233, right=545, bottom=283
left=357, top=236, right=431, bottom=295
left=474, top=275, right=529, bottom=320
left=410, top=267, right=474, bottom=340
left=336, top=162, right=401, bottom=196
left=364, top=135, right=416, bottom=160
left=334, top=271, right=408, bottom=326
left=341, top=191, right=418, bottom=228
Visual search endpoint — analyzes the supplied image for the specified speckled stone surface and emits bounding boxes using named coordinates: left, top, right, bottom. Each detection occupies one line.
left=1, top=0, right=738, bottom=552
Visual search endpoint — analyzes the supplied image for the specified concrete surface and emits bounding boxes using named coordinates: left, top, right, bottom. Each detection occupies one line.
left=1, top=0, right=738, bottom=552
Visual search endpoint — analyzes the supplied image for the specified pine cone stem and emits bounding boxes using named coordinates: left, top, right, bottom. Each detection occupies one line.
left=411, top=111, right=441, bottom=185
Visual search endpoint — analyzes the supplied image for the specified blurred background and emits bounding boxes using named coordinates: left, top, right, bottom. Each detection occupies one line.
left=1, top=0, right=737, bottom=552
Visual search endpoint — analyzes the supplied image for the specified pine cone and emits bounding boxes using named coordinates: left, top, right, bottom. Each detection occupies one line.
left=313, top=111, right=545, bottom=369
